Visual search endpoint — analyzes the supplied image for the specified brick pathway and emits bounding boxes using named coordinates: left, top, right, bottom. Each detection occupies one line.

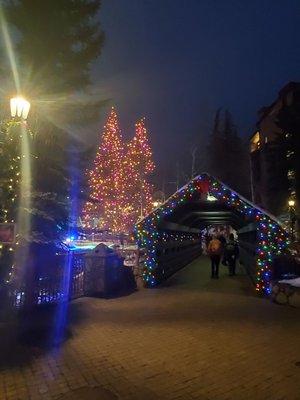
left=0, top=257, right=300, bottom=400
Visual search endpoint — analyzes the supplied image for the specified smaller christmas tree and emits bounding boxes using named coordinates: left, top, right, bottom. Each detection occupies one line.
left=82, top=107, right=126, bottom=232
left=0, top=121, right=21, bottom=224
left=0, top=121, right=22, bottom=285
left=124, top=118, right=155, bottom=230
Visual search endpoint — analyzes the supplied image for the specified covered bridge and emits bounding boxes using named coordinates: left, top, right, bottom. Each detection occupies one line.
left=135, top=173, right=288, bottom=294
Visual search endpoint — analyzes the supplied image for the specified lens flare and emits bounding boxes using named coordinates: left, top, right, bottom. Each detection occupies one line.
left=14, top=123, right=32, bottom=293
left=0, top=5, right=20, bottom=93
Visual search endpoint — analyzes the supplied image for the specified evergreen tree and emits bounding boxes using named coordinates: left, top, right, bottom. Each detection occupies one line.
left=82, top=108, right=126, bottom=232
left=0, top=121, right=21, bottom=225
left=124, top=118, right=155, bottom=229
left=207, top=108, right=222, bottom=178
left=207, top=109, right=250, bottom=197
left=0, top=121, right=22, bottom=285
left=0, top=119, right=72, bottom=286
left=5, top=0, right=104, bottom=94
left=1, top=0, right=105, bottom=240
left=221, top=109, right=234, bottom=184
left=0, top=1, right=105, bottom=301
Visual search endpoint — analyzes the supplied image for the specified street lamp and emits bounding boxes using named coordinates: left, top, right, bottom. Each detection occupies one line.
left=10, top=96, right=30, bottom=120
left=288, top=199, right=295, bottom=208
left=288, top=198, right=296, bottom=241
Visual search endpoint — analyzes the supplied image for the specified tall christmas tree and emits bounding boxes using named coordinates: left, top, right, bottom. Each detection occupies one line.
left=82, top=107, right=126, bottom=232
left=124, top=118, right=155, bottom=230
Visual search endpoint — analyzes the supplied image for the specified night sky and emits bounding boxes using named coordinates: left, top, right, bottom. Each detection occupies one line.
left=92, top=0, right=300, bottom=187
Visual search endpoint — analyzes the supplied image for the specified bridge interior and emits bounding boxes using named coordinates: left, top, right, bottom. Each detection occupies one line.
left=154, top=191, right=257, bottom=283
left=158, top=199, right=250, bottom=231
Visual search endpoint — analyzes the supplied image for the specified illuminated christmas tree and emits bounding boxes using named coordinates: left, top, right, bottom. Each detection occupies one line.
left=124, top=118, right=155, bottom=230
left=0, top=121, right=20, bottom=224
left=82, top=107, right=126, bottom=232
left=0, top=121, right=21, bottom=285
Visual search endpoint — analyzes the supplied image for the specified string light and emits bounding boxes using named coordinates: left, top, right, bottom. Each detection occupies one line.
left=82, top=107, right=126, bottom=232
left=82, top=110, right=155, bottom=233
left=0, top=120, right=32, bottom=283
left=135, top=174, right=289, bottom=293
left=123, top=118, right=155, bottom=230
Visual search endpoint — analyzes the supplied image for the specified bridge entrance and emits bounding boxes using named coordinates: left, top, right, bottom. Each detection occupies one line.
left=136, top=173, right=289, bottom=294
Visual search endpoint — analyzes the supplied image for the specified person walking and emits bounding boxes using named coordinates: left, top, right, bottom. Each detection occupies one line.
left=224, top=233, right=239, bottom=276
left=207, top=235, right=222, bottom=279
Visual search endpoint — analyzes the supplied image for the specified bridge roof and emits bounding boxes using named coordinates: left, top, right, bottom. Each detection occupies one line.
left=139, top=173, right=282, bottom=232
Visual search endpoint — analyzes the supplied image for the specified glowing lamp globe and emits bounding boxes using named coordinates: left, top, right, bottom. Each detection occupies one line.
left=10, top=97, right=31, bottom=120
left=288, top=199, right=295, bottom=207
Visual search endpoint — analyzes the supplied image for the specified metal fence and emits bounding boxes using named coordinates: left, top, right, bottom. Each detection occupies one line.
left=9, top=252, right=86, bottom=308
left=7, top=248, right=141, bottom=308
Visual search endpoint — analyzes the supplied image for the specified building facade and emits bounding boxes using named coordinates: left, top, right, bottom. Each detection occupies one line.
left=250, top=82, right=300, bottom=233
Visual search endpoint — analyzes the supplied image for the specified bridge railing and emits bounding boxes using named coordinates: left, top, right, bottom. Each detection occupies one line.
left=238, top=240, right=257, bottom=282
left=153, top=237, right=202, bottom=282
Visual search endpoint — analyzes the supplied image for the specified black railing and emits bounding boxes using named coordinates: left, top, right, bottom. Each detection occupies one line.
left=238, top=240, right=257, bottom=282
left=155, top=238, right=202, bottom=282
left=9, top=252, right=87, bottom=308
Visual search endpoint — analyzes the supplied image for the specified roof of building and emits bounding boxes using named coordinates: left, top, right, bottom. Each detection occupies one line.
left=250, top=81, right=300, bottom=140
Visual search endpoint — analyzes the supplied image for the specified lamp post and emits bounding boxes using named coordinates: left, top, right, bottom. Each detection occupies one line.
left=288, top=199, right=296, bottom=242
left=10, top=96, right=30, bottom=120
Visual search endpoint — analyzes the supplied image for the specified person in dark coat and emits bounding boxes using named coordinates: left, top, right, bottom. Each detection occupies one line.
left=224, top=233, right=239, bottom=276
left=218, top=234, right=227, bottom=251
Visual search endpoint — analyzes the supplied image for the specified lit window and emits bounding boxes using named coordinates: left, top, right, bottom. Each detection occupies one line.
left=250, top=132, right=260, bottom=152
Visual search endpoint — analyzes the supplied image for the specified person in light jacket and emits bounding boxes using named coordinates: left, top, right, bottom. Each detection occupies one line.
left=207, top=235, right=222, bottom=279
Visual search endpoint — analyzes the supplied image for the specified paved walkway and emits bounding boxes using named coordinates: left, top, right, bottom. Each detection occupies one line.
left=0, top=257, right=300, bottom=400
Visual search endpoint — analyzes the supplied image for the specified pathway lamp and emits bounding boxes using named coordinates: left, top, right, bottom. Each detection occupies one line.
left=288, top=198, right=296, bottom=241
left=288, top=199, right=295, bottom=208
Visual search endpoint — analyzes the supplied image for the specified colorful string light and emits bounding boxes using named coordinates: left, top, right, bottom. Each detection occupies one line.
left=82, top=110, right=155, bottom=233
left=123, top=118, right=155, bottom=230
left=135, top=174, right=289, bottom=294
left=82, top=107, right=126, bottom=232
left=0, top=120, right=34, bottom=283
